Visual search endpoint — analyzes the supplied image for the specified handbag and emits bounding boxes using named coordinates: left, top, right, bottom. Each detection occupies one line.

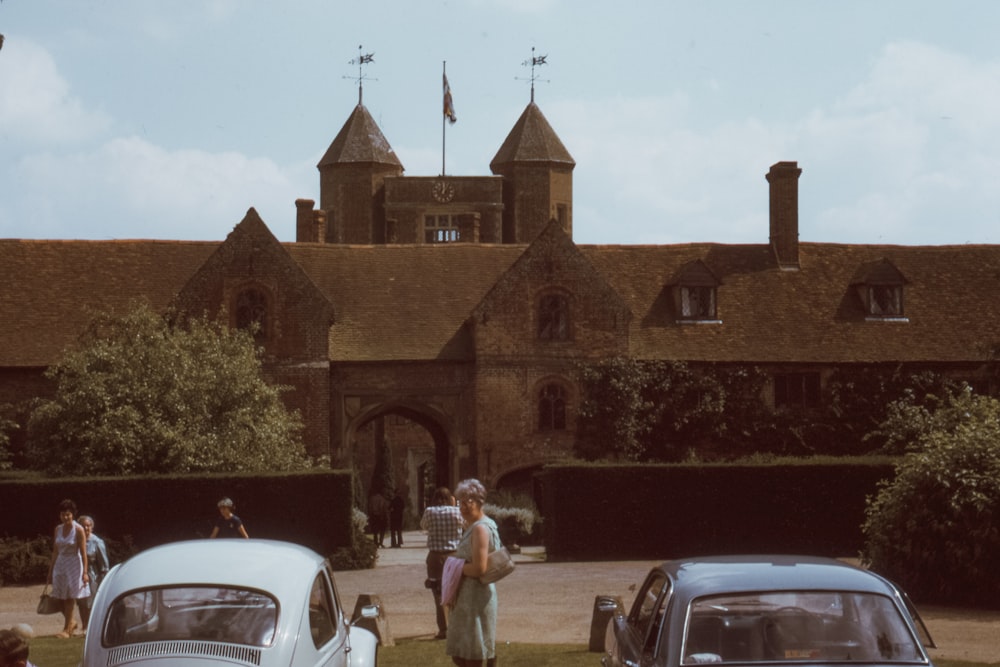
left=478, top=546, right=515, bottom=584
left=37, top=585, right=61, bottom=615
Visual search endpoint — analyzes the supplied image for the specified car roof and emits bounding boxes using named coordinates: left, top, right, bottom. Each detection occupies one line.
left=102, top=539, right=326, bottom=601
left=656, top=555, right=899, bottom=600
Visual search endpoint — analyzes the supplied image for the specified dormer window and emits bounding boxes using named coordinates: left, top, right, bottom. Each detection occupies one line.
left=852, top=259, right=907, bottom=320
left=680, top=286, right=716, bottom=319
left=672, top=260, right=720, bottom=322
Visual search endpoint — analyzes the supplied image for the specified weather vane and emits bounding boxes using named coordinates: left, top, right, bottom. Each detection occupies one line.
left=517, top=47, right=549, bottom=102
left=344, top=45, right=376, bottom=105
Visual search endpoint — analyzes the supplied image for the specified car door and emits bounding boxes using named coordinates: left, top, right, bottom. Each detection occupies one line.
left=604, top=570, right=672, bottom=667
left=304, top=569, right=350, bottom=667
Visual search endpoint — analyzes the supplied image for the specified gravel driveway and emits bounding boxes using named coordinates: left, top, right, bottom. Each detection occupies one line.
left=3, top=531, right=996, bottom=663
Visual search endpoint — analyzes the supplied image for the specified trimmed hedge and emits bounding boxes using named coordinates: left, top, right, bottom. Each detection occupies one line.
left=538, top=461, right=894, bottom=561
left=0, top=470, right=354, bottom=556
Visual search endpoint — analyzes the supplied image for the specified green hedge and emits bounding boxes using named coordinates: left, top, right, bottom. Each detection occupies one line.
left=0, top=470, right=354, bottom=556
left=538, top=461, right=894, bottom=561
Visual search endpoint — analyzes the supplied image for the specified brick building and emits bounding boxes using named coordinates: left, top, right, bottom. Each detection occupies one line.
left=3, top=96, right=1000, bottom=507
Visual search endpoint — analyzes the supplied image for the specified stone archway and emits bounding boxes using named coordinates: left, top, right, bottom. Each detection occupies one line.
left=345, top=399, right=456, bottom=512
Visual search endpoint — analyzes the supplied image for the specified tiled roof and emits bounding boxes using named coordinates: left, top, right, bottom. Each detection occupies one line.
left=4, top=235, right=1000, bottom=368
left=0, top=239, right=216, bottom=367
left=582, top=242, right=1000, bottom=363
left=317, top=104, right=403, bottom=169
left=286, top=243, right=525, bottom=361
left=490, top=102, right=575, bottom=169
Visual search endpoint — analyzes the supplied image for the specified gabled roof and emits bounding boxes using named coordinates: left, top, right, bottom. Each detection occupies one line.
left=490, top=102, right=575, bottom=170
left=287, top=243, right=525, bottom=362
left=850, top=258, right=908, bottom=286
left=317, top=104, right=403, bottom=169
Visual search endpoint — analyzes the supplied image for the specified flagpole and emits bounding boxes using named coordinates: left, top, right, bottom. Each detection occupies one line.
left=442, top=61, right=447, bottom=176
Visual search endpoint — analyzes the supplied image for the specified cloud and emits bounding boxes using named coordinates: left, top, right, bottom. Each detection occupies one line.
left=551, top=39, right=1000, bottom=246
left=6, top=137, right=307, bottom=240
left=0, top=38, right=111, bottom=145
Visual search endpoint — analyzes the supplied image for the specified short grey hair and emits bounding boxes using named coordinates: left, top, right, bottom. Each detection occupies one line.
left=454, top=478, right=487, bottom=505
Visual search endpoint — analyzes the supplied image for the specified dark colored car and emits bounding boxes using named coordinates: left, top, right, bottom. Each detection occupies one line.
left=603, top=555, right=935, bottom=666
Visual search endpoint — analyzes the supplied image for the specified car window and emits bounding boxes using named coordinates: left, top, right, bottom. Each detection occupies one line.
left=628, top=571, right=671, bottom=658
left=309, top=572, right=338, bottom=648
left=682, top=590, right=925, bottom=664
left=103, top=586, right=277, bottom=648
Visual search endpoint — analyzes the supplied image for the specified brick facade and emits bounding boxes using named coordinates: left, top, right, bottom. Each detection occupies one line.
left=4, top=97, right=1000, bottom=510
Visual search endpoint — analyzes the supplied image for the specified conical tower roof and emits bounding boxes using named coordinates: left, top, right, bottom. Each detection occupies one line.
left=490, top=102, right=575, bottom=170
left=318, top=104, right=403, bottom=169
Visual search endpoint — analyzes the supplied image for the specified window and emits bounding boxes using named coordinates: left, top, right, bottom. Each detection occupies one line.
left=425, top=214, right=459, bottom=243
left=867, top=285, right=903, bottom=317
left=628, top=571, right=671, bottom=661
left=538, top=384, right=567, bottom=431
left=774, top=372, right=821, bottom=409
left=103, top=586, right=278, bottom=648
left=538, top=294, right=569, bottom=341
left=673, top=260, right=720, bottom=321
left=235, top=287, right=268, bottom=339
left=309, top=573, right=337, bottom=648
left=852, top=259, right=907, bottom=319
left=680, top=285, right=716, bottom=319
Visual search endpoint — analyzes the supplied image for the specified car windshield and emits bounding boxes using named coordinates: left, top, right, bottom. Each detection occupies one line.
left=682, top=590, right=923, bottom=664
left=103, top=586, right=278, bottom=648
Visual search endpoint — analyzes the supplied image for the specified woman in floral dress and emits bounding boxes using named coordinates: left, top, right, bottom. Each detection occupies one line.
left=47, top=499, right=89, bottom=638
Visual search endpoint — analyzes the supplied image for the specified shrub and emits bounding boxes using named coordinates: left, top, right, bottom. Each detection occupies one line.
left=329, top=508, right=378, bottom=570
left=486, top=491, right=542, bottom=546
left=0, top=535, right=52, bottom=586
left=862, top=389, right=1000, bottom=606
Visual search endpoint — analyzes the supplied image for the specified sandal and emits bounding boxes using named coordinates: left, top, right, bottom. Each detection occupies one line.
left=55, top=631, right=71, bottom=639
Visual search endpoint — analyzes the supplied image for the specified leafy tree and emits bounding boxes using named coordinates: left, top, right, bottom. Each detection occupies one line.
left=26, top=302, right=309, bottom=475
left=576, top=359, right=772, bottom=461
left=862, top=387, right=1000, bottom=605
left=824, top=366, right=959, bottom=454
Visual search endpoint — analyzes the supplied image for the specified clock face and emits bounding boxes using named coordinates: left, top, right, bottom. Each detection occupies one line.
left=432, top=180, right=456, bottom=203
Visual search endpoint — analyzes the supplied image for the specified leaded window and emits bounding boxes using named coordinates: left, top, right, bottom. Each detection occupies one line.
left=538, top=383, right=567, bottom=431
left=538, top=294, right=569, bottom=341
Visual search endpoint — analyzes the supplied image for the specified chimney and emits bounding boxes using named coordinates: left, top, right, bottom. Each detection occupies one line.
left=296, top=199, right=318, bottom=243
left=766, top=161, right=802, bottom=269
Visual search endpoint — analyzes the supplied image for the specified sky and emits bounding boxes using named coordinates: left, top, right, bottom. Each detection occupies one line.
left=2, top=1, right=1000, bottom=246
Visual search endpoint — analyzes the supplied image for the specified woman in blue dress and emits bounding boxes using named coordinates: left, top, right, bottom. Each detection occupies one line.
left=446, top=478, right=500, bottom=667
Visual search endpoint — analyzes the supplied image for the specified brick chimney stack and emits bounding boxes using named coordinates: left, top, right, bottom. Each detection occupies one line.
left=766, top=161, right=802, bottom=269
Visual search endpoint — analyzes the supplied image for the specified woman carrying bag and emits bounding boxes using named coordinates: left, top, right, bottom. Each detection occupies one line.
left=445, top=479, right=501, bottom=667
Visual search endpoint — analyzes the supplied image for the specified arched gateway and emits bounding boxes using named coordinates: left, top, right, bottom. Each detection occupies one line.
left=339, top=397, right=459, bottom=510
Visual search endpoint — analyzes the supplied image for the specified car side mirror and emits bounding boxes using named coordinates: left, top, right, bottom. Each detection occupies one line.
left=355, top=604, right=379, bottom=621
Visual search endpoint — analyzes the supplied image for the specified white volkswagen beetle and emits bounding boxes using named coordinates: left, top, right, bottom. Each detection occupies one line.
left=82, top=539, right=379, bottom=667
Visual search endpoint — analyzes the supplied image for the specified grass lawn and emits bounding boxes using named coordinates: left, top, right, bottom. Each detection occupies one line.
left=27, top=636, right=997, bottom=667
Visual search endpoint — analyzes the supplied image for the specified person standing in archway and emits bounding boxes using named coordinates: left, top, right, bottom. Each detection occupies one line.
left=389, top=491, right=405, bottom=548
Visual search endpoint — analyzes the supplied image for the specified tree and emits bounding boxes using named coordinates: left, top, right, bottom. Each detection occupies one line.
left=26, top=302, right=309, bottom=475
left=575, top=359, right=773, bottom=461
left=862, top=387, right=1000, bottom=605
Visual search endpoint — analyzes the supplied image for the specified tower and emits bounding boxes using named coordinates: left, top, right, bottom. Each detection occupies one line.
left=490, top=101, right=575, bottom=244
left=316, top=103, right=404, bottom=244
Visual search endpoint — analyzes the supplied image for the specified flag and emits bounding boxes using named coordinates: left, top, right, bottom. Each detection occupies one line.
left=443, top=73, right=457, bottom=124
